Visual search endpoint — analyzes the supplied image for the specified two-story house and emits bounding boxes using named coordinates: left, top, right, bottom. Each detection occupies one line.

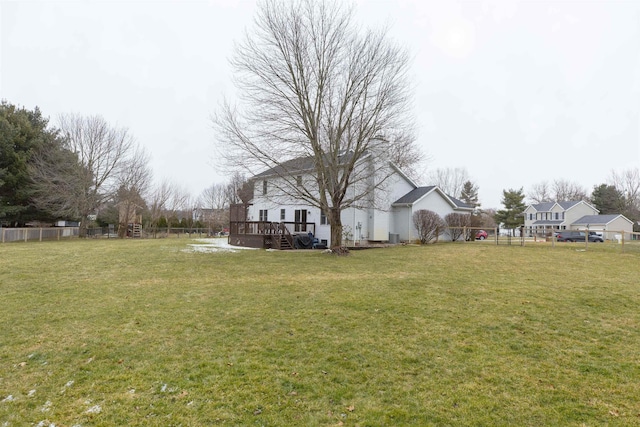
left=523, top=200, right=633, bottom=239
left=230, top=154, right=472, bottom=248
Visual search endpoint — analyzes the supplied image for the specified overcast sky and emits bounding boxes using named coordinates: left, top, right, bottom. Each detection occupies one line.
left=2, top=0, right=639, bottom=208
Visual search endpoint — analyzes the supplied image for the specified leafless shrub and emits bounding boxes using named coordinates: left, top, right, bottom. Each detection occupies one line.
left=412, top=209, right=444, bottom=244
left=444, top=212, right=470, bottom=241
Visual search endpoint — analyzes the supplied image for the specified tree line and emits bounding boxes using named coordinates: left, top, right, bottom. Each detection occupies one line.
left=0, top=100, right=246, bottom=237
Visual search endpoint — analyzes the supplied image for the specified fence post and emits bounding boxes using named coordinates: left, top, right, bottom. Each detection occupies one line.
left=39, top=228, right=43, bottom=242
left=585, top=226, right=589, bottom=251
left=621, top=230, right=625, bottom=253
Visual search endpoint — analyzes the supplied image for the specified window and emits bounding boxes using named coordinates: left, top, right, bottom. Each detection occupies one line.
left=555, top=212, right=559, bottom=220
left=296, top=175, right=302, bottom=187
left=259, top=209, right=268, bottom=222
left=529, top=213, right=533, bottom=220
left=320, top=210, right=329, bottom=225
left=280, top=209, right=285, bottom=221
left=262, top=180, right=267, bottom=195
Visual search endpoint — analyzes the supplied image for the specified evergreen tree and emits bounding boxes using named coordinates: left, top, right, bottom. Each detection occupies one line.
left=494, top=188, right=526, bottom=234
left=460, top=180, right=481, bottom=240
left=459, top=180, right=479, bottom=208
left=591, top=184, right=625, bottom=214
left=0, top=101, right=60, bottom=225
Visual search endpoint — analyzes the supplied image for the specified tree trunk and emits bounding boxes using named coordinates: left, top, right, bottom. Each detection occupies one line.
left=118, top=222, right=127, bottom=238
left=78, top=218, right=88, bottom=238
left=329, top=208, right=343, bottom=248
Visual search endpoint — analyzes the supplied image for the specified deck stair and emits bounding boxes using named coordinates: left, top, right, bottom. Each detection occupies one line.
left=269, top=222, right=294, bottom=250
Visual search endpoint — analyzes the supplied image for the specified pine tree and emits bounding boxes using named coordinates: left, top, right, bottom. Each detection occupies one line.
left=494, top=188, right=526, bottom=234
left=460, top=180, right=481, bottom=240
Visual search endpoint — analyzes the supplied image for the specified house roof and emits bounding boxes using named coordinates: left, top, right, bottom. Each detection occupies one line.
left=251, top=151, right=419, bottom=188
left=558, top=200, right=582, bottom=210
left=531, top=202, right=555, bottom=212
left=392, top=186, right=472, bottom=210
left=393, top=186, right=436, bottom=204
left=448, top=195, right=472, bottom=209
left=530, top=200, right=582, bottom=212
left=572, top=214, right=633, bottom=226
left=252, top=155, right=319, bottom=179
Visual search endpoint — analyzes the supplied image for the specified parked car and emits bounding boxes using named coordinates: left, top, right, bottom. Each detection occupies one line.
left=475, top=230, right=488, bottom=240
left=555, top=231, right=604, bottom=242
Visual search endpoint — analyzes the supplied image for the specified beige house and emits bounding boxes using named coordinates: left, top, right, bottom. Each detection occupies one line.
left=524, top=201, right=598, bottom=237
left=524, top=200, right=633, bottom=239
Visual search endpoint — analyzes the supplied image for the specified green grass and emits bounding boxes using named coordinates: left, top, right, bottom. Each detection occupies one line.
left=1, top=238, right=639, bottom=426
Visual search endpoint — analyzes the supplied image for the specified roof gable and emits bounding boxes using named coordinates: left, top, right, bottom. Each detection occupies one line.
left=531, top=202, right=556, bottom=212
left=557, top=200, right=581, bottom=210
left=572, top=214, right=633, bottom=226
left=393, top=186, right=435, bottom=204
left=529, top=200, right=598, bottom=213
left=393, top=186, right=472, bottom=210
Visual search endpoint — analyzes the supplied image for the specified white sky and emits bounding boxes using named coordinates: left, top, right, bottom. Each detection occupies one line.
left=2, top=0, right=639, bottom=208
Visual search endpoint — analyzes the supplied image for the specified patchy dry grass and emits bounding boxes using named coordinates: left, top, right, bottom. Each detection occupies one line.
left=0, top=238, right=639, bottom=425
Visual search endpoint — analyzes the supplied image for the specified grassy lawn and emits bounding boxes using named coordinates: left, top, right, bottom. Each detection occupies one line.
left=1, top=238, right=639, bottom=426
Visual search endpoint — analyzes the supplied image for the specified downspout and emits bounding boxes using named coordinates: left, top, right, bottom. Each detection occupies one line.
left=353, top=184, right=356, bottom=245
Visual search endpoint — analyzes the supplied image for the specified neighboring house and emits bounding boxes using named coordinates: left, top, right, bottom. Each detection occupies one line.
left=571, top=214, right=634, bottom=240
left=524, top=201, right=597, bottom=236
left=523, top=200, right=633, bottom=239
left=232, top=154, right=472, bottom=248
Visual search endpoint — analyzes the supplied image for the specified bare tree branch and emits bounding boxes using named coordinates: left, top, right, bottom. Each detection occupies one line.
left=527, top=181, right=552, bottom=204
left=427, top=167, right=470, bottom=197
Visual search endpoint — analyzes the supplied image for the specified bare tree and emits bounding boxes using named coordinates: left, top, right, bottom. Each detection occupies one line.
left=528, top=179, right=587, bottom=203
left=528, top=181, right=552, bottom=204
left=30, top=114, right=136, bottom=237
left=444, top=212, right=470, bottom=241
left=609, top=167, right=640, bottom=216
left=199, top=183, right=230, bottom=234
left=385, top=128, right=428, bottom=182
left=213, top=0, right=416, bottom=247
left=413, top=209, right=444, bottom=244
left=479, top=208, right=498, bottom=230
left=147, top=179, right=174, bottom=235
left=225, top=171, right=253, bottom=205
left=427, top=167, right=470, bottom=197
left=115, top=146, right=152, bottom=237
left=552, top=179, right=587, bottom=202
left=168, top=185, right=193, bottom=228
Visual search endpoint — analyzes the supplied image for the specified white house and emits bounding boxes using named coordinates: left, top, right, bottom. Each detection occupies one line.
left=235, top=154, right=472, bottom=248
left=391, top=186, right=473, bottom=242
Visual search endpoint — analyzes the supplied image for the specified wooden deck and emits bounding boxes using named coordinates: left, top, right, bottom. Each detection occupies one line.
left=228, top=221, right=317, bottom=249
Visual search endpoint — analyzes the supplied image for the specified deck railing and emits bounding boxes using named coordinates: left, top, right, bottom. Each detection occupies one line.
left=230, top=221, right=315, bottom=237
